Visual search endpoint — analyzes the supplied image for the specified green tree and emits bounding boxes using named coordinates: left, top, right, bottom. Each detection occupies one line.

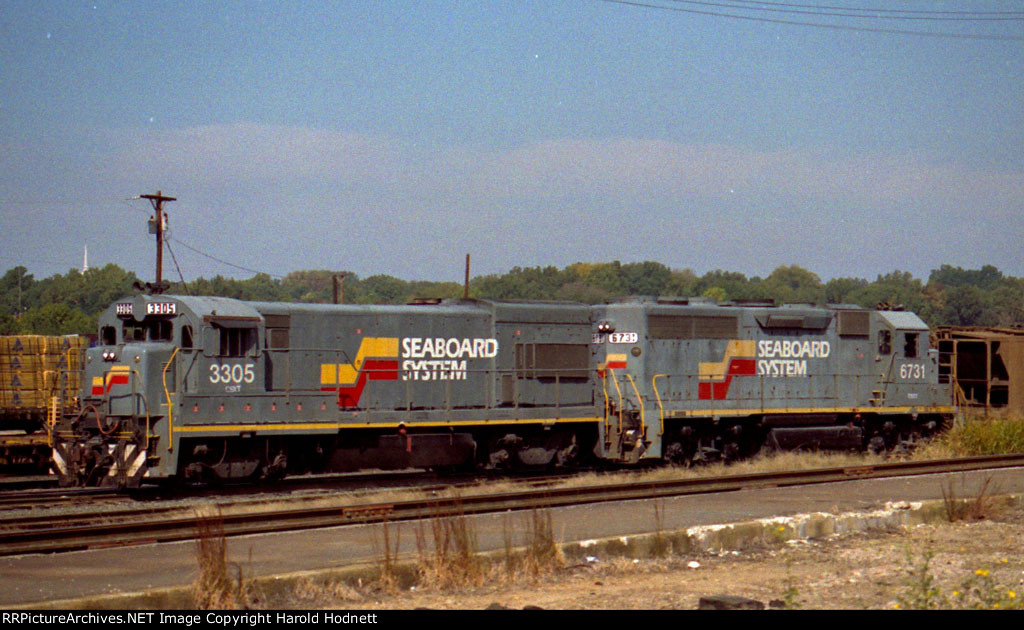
left=18, top=303, right=94, bottom=335
left=763, top=265, right=826, bottom=304
left=664, top=268, right=699, bottom=297
left=847, top=271, right=934, bottom=322
left=824, top=277, right=868, bottom=304
left=357, top=275, right=412, bottom=304
left=0, top=266, right=35, bottom=317
left=942, top=286, right=991, bottom=326
left=929, top=264, right=1004, bottom=290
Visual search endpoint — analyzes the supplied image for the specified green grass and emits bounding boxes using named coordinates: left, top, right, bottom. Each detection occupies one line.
left=917, top=414, right=1024, bottom=458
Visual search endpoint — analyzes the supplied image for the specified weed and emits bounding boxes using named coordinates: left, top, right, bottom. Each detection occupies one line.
left=371, top=518, right=402, bottom=594
left=896, top=551, right=1023, bottom=610
left=896, top=549, right=948, bottom=610
left=940, top=474, right=1000, bottom=522
left=414, top=506, right=484, bottom=590
left=780, top=556, right=801, bottom=609
left=651, top=499, right=670, bottom=558
left=922, top=414, right=1024, bottom=457
left=522, top=509, right=563, bottom=579
left=502, top=512, right=520, bottom=576
left=192, top=508, right=254, bottom=609
left=951, top=564, right=1024, bottom=610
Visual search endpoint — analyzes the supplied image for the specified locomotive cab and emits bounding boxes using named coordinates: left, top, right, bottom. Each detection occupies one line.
left=52, top=295, right=269, bottom=486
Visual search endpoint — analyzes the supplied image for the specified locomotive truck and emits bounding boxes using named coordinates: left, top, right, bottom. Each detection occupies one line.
left=51, top=294, right=954, bottom=487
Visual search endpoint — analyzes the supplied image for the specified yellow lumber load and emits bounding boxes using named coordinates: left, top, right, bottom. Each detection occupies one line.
left=0, top=335, right=86, bottom=415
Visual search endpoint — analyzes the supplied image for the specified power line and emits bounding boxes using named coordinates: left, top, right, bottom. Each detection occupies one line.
left=164, top=240, right=192, bottom=296
left=696, top=0, right=1024, bottom=18
left=600, top=0, right=1024, bottom=40
left=165, top=235, right=286, bottom=279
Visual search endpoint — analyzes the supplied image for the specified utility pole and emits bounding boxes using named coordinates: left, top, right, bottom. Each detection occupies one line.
left=333, top=273, right=347, bottom=305
left=140, top=190, right=176, bottom=294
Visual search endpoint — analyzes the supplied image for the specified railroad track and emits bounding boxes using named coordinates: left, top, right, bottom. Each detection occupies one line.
left=0, top=467, right=572, bottom=512
left=0, top=475, right=56, bottom=492
left=2, top=453, right=1022, bottom=557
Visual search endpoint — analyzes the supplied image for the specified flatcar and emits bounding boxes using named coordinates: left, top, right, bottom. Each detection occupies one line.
left=1, top=335, right=85, bottom=471
left=51, top=294, right=954, bottom=487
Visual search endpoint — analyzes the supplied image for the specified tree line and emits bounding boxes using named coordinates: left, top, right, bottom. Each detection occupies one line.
left=1, top=261, right=1021, bottom=336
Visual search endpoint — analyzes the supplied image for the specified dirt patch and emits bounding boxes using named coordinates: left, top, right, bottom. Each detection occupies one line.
left=285, top=502, right=1024, bottom=610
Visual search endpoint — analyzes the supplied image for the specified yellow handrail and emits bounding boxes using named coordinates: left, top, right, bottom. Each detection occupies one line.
left=162, top=348, right=179, bottom=452
left=624, top=373, right=646, bottom=439
left=133, top=369, right=151, bottom=452
left=652, top=374, right=667, bottom=437
left=608, top=368, right=624, bottom=434
left=600, top=371, right=611, bottom=438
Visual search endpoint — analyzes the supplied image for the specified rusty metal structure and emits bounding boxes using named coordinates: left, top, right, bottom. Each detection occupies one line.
left=934, top=326, right=1024, bottom=416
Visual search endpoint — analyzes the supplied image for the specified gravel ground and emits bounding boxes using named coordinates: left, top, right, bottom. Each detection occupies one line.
left=281, top=501, right=1024, bottom=610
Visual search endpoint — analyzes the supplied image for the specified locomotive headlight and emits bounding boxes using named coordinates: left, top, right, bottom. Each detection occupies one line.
left=102, top=350, right=117, bottom=362
left=597, top=320, right=616, bottom=334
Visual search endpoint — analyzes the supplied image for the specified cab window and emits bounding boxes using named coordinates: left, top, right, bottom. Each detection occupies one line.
left=904, top=332, right=919, bottom=358
left=219, top=327, right=254, bottom=357
left=878, top=330, right=892, bottom=355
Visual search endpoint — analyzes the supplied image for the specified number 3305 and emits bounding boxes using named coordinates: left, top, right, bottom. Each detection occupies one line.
left=209, top=364, right=255, bottom=384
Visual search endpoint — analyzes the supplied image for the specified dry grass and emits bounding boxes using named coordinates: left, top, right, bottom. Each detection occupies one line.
left=940, top=474, right=1002, bottom=522
left=415, top=505, right=485, bottom=590
left=497, top=508, right=566, bottom=583
left=192, top=507, right=255, bottom=609
left=397, top=507, right=566, bottom=594
left=519, top=509, right=564, bottom=580
left=370, top=519, right=402, bottom=594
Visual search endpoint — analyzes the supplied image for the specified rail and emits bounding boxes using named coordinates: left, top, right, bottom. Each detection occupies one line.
left=2, top=453, right=1022, bottom=557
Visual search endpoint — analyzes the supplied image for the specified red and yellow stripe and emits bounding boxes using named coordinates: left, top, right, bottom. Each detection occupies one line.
left=597, top=353, right=628, bottom=377
left=320, top=338, right=399, bottom=408
left=91, top=365, right=131, bottom=396
left=698, top=340, right=756, bottom=400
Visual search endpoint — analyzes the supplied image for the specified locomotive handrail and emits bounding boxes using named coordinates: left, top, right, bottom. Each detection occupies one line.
left=607, top=368, right=625, bottom=434
left=600, top=371, right=611, bottom=439
left=624, top=372, right=646, bottom=439
left=651, top=374, right=667, bottom=436
left=162, top=348, right=178, bottom=452
left=132, top=369, right=152, bottom=454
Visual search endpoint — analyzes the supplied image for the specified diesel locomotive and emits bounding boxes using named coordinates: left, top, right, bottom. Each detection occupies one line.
left=51, top=294, right=954, bottom=487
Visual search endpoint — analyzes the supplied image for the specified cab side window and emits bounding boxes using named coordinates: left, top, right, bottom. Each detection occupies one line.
left=878, top=330, right=892, bottom=355
left=904, top=332, right=918, bottom=358
left=218, top=327, right=254, bottom=357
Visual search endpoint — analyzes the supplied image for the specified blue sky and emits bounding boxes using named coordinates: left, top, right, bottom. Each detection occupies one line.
left=1, top=1, right=1022, bottom=285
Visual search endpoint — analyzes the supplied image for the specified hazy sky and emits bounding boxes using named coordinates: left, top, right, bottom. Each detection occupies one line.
left=1, top=1, right=1022, bottom=285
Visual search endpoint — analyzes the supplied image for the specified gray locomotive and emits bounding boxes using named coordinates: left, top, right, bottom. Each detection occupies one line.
left=52, top=294, right=953, bottom=487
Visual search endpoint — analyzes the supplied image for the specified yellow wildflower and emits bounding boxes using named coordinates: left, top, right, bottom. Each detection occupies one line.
left=975, top=569, right=990, bottom=577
